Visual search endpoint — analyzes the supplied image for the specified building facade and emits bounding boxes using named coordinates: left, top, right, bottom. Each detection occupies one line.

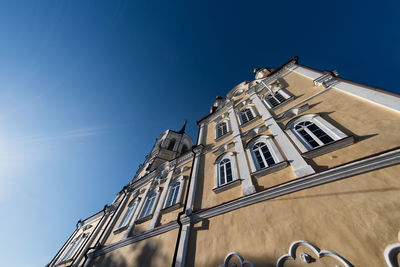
left=48, top=57, right=400, bottom=267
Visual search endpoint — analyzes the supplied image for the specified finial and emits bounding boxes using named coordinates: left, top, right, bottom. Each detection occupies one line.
left=178, top=119, right=187, bottom=134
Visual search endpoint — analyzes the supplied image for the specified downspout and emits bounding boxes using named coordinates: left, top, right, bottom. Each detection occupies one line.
left=70, top=205, right=108, bottom=267
left=81, top=188, right=128, bottom=267
left=171, top=124, right=201, bottom=267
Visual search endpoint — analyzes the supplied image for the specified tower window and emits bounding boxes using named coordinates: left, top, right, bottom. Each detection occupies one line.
left=167, top=139, right=176, bottom=151
left=216, top=121, right=229, bottom=138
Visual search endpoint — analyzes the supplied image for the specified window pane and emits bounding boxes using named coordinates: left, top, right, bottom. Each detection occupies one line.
left=254, top=149, right=265, bottom=169
left=225, top=161, right=232, bottom=183
left=307, top=123, right=334, bottom=144
left=298, top=129, right=319, bottom=148
left=261, top=145, right=275, bottom=166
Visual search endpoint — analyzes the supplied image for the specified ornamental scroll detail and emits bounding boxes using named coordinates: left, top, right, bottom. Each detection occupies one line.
left=384, top=232, right=400, bottom=267
left=276, top=240, right=353, bottom=267
left=218, top=252, right=255, bottom=267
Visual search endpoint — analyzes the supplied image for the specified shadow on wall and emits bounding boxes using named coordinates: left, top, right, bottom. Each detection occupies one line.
left=92, top=239, right=168, bottom=267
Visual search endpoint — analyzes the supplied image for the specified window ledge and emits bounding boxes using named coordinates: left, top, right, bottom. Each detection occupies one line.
left=213, top=179, right=241, bottom=194
left=302, top=136, right=355, bottom=158
left=252, top=161, right=288, bottom=178
left=135, top=214, right=153, bottom=224
left=240, top=115, right=259, bottom=127
left=215, top=131, right=232, bottom=142
left=113, top=225, right=128, bottom=234
left=161, top=203, right=182, bottom=214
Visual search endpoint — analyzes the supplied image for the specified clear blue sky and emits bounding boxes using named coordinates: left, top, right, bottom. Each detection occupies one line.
left=0, top=1, right=399, bottom=266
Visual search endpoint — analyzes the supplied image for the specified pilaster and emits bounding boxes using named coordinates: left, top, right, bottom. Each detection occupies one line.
left=248, top=87, right=314, bottom=177
left=227, top=102, right=256, bottom=195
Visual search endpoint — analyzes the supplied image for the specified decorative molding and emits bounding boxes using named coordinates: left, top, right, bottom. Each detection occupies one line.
left=186, top=148, right=400, bottom=224
left=212, top=141, right=235, bottom=156
left=313, top=71, right=339, bottom=88
left=384, top=232, right=400, bottom=267
left=276, top=240, right=353, bottom=267
left=241, top=125, right=268, bottom=141
left=219, top=252, right=255, bottom=267
left=293, top=64, right=400, bottom=113
left=276, top=104, right=309, bottom=123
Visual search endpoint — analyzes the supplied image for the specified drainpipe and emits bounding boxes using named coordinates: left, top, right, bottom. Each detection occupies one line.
left=81, top=187, right=128, bottom=267
left=70, top=205, right=108, bottom=267
left=171, top=123, right=202, bottom=267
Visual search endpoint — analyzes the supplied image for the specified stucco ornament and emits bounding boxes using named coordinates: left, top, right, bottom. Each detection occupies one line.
left=219, top=252, right=255, bottom=267
left=276, top=240, right=353, bottom=267
left=384, top=231, right=400, bottom=267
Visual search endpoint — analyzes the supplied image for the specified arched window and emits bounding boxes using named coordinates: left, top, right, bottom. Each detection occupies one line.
left=216, top=121, right=228, bottom=138
left=252, top=142, right=275, bottom=169
left=246, top=136, right=285, bottom=173
left=264, top=89, right=292, bottom=109
left=285, top=114, right=350, bottom=155
left=219, top=158, right=233, bottom=185
left=118, top=199, right=137, bottom=229
left=167, top=139, right=176, bottom=151
left=165, top=180, right=181, bottom=208
left=139, top=191, right=158, bottom=219
left=239, top=107, right=256, bottom=125
left=214, top=152, right=239, bottom=189
left=295, top=121, right=334, bottom=149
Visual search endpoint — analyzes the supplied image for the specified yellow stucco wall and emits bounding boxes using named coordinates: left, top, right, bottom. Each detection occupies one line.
left=187, top=164, right=400, bottom=267
left=91, top=229, right=179, bottom=267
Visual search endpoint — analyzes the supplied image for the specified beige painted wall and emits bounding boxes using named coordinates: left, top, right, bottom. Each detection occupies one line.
left=187, top=164, right=400, bottom=267
left=91, top=229, right=179, bottom=267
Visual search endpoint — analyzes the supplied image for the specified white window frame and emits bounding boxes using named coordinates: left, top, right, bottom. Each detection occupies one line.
left=214, top=152, right=239, bottom=188
left=285, top=114, right=347, bottom=153
left=117, top=198, right=138, bottom=229
left=216, top=120, right=230, bottom=139
left=263, top=89, right=292, bottom=109
left=238, top=106, right=257, bottom=125
left=138, top=188, right=160, bottom=219
left=56, top=233, right=87, bottom=264
left=246, top=135, right=284, bottom=172
left=163, top=176, right=185, bottom=209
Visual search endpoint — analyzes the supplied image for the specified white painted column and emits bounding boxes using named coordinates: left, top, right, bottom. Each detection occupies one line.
left=248, top=88, right=315, bottom=177
left=185, top=123, right=205, bottom=213
left=228, top=103, right=256, bottom=195
left=174, top=224, right=190, bottom=267
left=123, top=181, right=152, bottom=238
left=148, top=169, right=174, bottom=230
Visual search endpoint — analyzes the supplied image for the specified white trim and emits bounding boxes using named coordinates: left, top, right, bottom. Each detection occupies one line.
left=293, top=65, right=400, bottom=113
left=384, top=241, right=400, bottom=267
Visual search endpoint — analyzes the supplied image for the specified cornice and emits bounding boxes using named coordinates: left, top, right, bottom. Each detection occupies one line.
left=187, top=147, right=400, bottom=224
left=90, top=221, right=179, bottom=257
